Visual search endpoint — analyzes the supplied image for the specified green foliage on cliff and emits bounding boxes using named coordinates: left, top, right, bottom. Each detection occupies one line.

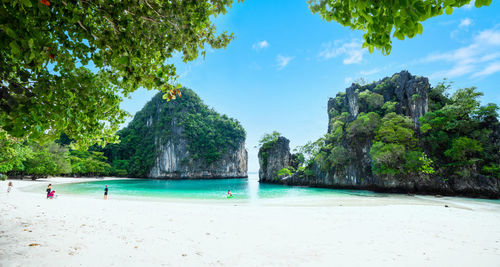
left=294, top=138, right=324, bottom=167
left=258, top=131, right=282, bottom=170
left=346, top=112, right=381, bottom=140
left=370, top=113, right=434, bottom=175
left=259, top=131, right=281, bottom=147
left=104, top=89, right=246, bottom=177
left=359, top=91, right=384, bottom=111
left=183, top=109, right=245, bottom=164
left=419, top=87, right=499, bottom=178
left=277, top=168, right=292, bottom=178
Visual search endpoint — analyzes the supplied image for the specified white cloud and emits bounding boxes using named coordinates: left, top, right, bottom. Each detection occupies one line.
left=472, top=62, right=500, bottom=77
left=459, top=18, right=473, bottom=28
left=344, top=77, right=353, bottom=84
left=476, top=29, right=500, bottom=45
left=252, top=40, right=269, bottom=51
left=424, top=28, right=500, bottom=79
left=276, top=55, right=294, bottom=70
left=451, top=18, right=473, bottom=38
left=319, top=39, right=366, bottom=64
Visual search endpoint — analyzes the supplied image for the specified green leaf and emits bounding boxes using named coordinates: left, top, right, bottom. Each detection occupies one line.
left=28, top=38, right=34, bottom=48
left=4, top=26, right=18, bottom=39
left=118, top=55, right=129, bottom=65
left=9, top=41, right=21, bottom=55
left=20, top=0, right=32, bottom=7
left=417, top=23, right=423, bottom=35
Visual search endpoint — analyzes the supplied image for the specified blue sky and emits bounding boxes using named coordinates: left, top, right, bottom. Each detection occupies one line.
left=120, top=0, right=500, bottom=172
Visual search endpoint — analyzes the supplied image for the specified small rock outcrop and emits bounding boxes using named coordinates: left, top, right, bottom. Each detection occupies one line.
left=258, top=137, right=297, bottom=182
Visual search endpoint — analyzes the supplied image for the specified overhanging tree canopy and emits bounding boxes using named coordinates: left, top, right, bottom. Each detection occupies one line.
left=308, top=0, right=492, bottom=55
left=0, top=0, right=238, bottom=149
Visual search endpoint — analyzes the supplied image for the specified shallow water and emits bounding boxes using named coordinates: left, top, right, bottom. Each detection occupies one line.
left=26, top=173, right=380, bottom=202
left=24, top=173, right=500, bottom=206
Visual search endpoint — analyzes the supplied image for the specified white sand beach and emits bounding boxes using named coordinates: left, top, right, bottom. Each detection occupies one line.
left=1, top=178, right=500, bottom=267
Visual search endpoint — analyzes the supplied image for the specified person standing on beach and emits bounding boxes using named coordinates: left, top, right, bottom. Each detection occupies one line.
left=46, top=184, right=52, bottom=199
left=7, top=181, right=13, bottom=193
left=104, top=185, right=108, bottom=200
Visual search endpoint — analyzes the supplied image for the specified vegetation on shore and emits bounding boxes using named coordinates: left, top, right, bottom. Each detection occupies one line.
left=0, top=133, right=114, bottom=178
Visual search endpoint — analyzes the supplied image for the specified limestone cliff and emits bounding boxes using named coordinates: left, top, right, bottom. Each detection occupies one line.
left=258, top=137, right=298, bottom=182
left=150, top=139, right=247, bottom=179
left=258, top=71, right=500, bottom=198
left=105, top=89, right=247, bottom=179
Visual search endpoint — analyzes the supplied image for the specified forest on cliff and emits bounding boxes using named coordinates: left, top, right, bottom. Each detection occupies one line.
left=103, top=88, right=245, bottom=177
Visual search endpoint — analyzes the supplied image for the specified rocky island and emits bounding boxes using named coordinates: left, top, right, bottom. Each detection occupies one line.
left=105, top=89, right=248, bottom=179
left=259, top=71, right=500, bottom=198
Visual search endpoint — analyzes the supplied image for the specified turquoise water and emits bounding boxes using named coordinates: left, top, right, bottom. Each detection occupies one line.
left=29, top=173, right=380, bottom=202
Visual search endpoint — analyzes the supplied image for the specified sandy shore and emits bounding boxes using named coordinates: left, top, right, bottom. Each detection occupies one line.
left=1, top=178, right=500, bottom=267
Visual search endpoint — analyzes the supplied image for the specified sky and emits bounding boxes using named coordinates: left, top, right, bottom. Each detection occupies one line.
left=119, top=0, right=500, bottom=172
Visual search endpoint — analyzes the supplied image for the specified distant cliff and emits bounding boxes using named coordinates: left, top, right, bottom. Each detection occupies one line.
left=259, top=71, right=500, bottom=198
left=105, top=89, right=247, bottom=178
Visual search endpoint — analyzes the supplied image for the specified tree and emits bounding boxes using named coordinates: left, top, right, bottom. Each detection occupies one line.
left=24, top=142, right=71, bottom=177
left=0, top=129, right=32, bottom=173
left=70, top=150, right=111, bottom=176
left=371, top=113, right=411, bottom=173
left=370, top=113, right=434, bottom=175
left=346, top=112, right=380, bottom=140
left=259, top=131, right=281, bottom=147
left=294, top=137, right=325, bottom=167
left=308, top=0, right=492, bottom=55
left=1, top=0, right=239, bottom=149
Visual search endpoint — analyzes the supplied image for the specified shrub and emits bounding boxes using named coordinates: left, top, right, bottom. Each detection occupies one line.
left=359, top=90, right=384, bottom=111
left=277, top=168, right=292, bottom=178
left=346, top=112, right=381, bottom=140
